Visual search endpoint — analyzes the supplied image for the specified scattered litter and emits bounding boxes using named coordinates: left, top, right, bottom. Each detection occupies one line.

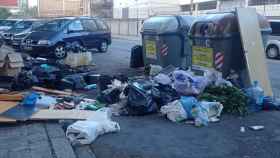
left=249, top=125, right=264, bottom=131
left=240, top=126, right=246, bottom=133
left=85, top=84, right=97, bottom=90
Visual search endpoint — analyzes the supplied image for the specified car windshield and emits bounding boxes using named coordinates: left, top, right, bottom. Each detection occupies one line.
left=35, top=19, right=69, bottom=31
left=14, top=21, right=33, bottom=29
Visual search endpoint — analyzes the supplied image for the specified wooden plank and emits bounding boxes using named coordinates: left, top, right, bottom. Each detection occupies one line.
left=0, top=94, right=24, bottom=101
left=0, top=117, right=16, bottom=123
left=236, top=8, right=273, bottom=96
left=0, top=109, right=102, bottom=123
left=32, top=86, right=73, bottom=96
left=31, top=110, right=98, bottom=120
left=0, top=101, right=18, bottom=113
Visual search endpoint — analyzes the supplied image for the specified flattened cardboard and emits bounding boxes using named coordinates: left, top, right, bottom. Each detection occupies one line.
left=236, top=8, right=273, bottom=96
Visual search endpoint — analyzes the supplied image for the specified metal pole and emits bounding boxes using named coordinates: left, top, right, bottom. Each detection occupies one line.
left=136, top=0, right=139, bottom=35
left=37, top=0, right=40, bottom=17
left=190, top=0, right=193, bottom=15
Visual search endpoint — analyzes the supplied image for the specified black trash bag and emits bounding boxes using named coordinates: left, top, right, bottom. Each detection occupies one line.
left=98, top=75, right=113, bottom=92
left=61, top=74, right=87, bottom=90
left=130, top=45, right=144, bottom=68
left=97, top=88, right=121, bottom=104
left=113, top=74, right=128, bottom=83
left=152, top=84, right=180, bottom=108
left=11, top=70, right=39, bottom=91
left=126, top=80, right=158, bottom=116
left=263, top=96, right=280, bottom=111
left=32, top=64, right=62, bottom=87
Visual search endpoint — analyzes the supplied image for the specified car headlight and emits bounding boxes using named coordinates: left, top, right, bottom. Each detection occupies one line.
left=38, top=40, right=51, bottom=45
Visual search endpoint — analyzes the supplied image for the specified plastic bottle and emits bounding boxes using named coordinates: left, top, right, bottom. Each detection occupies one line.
left=251, top=81, right=264, bottom=106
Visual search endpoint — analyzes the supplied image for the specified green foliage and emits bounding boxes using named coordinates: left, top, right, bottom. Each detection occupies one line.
left=198, top=85, right=248, bottom=116
left=0, top=8, right=11, bottom=19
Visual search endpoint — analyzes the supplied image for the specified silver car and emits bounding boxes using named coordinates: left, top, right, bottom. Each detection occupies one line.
left=266, top=20, right=280, bottom=59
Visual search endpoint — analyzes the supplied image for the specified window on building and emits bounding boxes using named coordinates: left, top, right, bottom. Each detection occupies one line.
left=181, top=4, right=192, bottom=12
left=198, top=1, right=217, bottom=10
left=249, top=0, right=280, bottom=6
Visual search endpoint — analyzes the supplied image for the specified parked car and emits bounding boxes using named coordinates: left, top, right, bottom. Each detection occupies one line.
left=22, top=16, right=111, bottom=59
left=9, top=20, right=47, bottom=49
left=0, top=19, right=21, bottom=34
left=266, top=20, right=280, bottom=59
left=2, top=19, right=46, bottom=46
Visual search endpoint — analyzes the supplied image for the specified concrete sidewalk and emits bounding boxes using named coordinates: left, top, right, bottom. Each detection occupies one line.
left=112, top=35, right=141, bottom=42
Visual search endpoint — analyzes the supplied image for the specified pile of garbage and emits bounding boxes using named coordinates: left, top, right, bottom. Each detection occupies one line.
left=0, top=86, right=120, bottom=145
left=95, top=65, right=280, bottom=127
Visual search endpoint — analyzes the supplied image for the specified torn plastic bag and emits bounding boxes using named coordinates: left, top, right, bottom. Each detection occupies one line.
left=126, top=80, right=158, bottom=115
left=160, top=100, right=187, bottom=122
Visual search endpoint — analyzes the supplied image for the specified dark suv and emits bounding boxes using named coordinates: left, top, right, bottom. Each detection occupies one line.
left=22, top=17, right=111, bottom=59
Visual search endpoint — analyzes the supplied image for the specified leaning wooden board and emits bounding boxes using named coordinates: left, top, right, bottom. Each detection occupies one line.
left=0, top=109, right=100, bottom=122
left=236, top=8, right=273, bottom=96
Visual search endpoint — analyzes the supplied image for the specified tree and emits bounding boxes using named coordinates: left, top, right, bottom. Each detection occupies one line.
left=0, top=8, right=11, bottom=19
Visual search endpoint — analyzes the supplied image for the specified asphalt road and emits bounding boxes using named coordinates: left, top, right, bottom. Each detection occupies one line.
left=90, top=38, right=280, bottom=158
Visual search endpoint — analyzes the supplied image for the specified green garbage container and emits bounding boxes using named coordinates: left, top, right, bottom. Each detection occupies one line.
left=189, top=12, right=271, bottom=87
left=141, top=15, right=195, bottom=68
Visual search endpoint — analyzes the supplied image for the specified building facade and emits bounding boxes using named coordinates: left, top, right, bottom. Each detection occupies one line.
left=113, top=0, right=181, bottom=19
left=90, top=0, right=113, bottom=18
left=38, top=0, right=87, bottom=17
left=0, top=0, right=18, bottom=8
left=180, top=0, right=280, bottom=18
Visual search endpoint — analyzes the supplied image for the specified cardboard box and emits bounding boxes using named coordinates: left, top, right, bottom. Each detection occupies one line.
left=0, top=52, right=24, bottom=77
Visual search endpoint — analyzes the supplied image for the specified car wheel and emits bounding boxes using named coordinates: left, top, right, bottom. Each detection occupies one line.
left=266, top=45, right=279, bottom=59
left=54, top=44, right=67, bottom=59
left=98, top=41, right=108, bottom=53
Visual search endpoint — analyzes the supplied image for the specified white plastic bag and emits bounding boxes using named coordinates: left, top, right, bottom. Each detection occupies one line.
left=172, top=70, right=193, bottom=95
left=66, top=108, right=120, bottom=145
left=154, top=73, right=172, bottom=85
left=192, top=101, right=223, bottom=127
left=160, top=100, right=187, bottom=122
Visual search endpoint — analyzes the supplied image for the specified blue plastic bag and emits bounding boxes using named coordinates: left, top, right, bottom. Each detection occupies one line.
left=180, top=96, right=198, bottom=119
left=22, top=92, right=40, bottom=108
